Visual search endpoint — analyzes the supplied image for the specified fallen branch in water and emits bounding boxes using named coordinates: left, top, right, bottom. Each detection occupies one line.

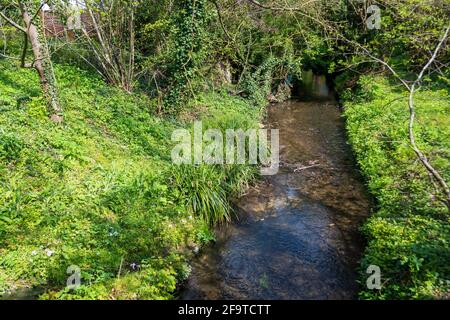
left=294, top=164, right=321, bottom=172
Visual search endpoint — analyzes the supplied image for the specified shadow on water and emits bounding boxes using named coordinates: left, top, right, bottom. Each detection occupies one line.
left=180, top=70, right=371, bottom=300
left=1, top=287, right=45, bottom=300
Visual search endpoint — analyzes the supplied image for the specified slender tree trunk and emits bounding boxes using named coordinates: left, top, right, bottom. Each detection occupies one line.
left=20, top=4, right=63, bottom=122
left=20, top=32, right=28, bottom=68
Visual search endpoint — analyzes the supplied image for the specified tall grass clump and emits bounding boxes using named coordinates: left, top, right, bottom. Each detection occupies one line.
left=169, top=163, right=257, bottom=225
left=169, top=91, right=262, bottom=225
left=169, top=164, right=230, bottom=225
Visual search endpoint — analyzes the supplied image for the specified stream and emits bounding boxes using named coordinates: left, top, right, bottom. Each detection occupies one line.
left=180, top=71, right=371, bottom=299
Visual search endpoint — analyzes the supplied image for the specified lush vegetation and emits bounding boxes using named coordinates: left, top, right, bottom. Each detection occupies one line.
left=1, top=0, right=449, bottom=300
left=340, top=76, right=449, bottom=299
left=0, top=60, right=261, bottom=299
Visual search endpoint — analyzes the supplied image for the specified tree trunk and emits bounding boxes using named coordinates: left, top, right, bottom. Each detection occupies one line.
left=20, top=4, right=63, bottom=122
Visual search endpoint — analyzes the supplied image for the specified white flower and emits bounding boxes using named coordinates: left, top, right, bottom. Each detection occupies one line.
left=31, top=250, right=37, bottom=256
left=188, top=215, right=193, bottom=220
left=45, top=249, right=54, bottom=257
left=130, top=263, right=140, bottom=270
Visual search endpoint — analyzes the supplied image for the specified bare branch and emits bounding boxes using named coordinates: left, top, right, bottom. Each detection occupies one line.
left=210, top=0, right=232, bottom=41
left=407, top=26, right=450, bottom=208
left=0, top=11, right=26, bottom=33
left=415, top=26, right=450, bottom=85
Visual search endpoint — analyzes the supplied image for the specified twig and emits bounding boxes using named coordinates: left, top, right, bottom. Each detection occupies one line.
left=0, top=11, right=26, bottom=33
left=294, top=164, right=320, bottom=172
left=407, top=26, right=450, bottom=209
left=117, top=257, right=124, bottom=279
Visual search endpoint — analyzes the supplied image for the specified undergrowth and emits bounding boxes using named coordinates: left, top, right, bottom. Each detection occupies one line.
left=341, top=75, right=449, bottom=299
left=0, top=60, right=261, bottom=299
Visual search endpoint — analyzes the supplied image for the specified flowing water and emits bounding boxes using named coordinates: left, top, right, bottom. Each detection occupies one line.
left=180, top=71, right=371, bottom=300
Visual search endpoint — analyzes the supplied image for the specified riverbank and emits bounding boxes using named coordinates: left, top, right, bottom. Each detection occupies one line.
left=0, top=60, right=262, bottom=299
left=340, top=75, right=449, bottom=299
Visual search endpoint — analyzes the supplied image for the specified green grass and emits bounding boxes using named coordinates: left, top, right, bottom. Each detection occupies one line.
left=0, top=60, right=262, bottom=299
left=341, top=75, right=449, bottom=299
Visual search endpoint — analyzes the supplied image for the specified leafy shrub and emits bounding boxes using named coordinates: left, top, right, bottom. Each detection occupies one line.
left=240, top=56, right=301, bottom=108
left=0, top=132, right=23, bottom=163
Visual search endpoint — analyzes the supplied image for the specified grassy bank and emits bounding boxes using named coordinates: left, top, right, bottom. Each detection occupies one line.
left=340, top=76, right=449, bottom=299
left=0, top=60, right=262, bottom=299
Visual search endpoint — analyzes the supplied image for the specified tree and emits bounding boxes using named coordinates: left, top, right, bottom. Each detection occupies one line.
left=163, top=0, right=209, bottom=111
left=63, top=0, right=137, bottom=92
left=0, top=0, right=63, bottom=122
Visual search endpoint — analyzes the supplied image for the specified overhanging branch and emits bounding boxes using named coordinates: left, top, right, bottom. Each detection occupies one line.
left=0, top=11, right=26, bottom=33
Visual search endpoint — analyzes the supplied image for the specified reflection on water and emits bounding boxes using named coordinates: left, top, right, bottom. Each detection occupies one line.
left=296, top=70, right=331, bottom=99
left=180, top=74, right=370, bottom=300
left=1, top=287, right=44, bottom=300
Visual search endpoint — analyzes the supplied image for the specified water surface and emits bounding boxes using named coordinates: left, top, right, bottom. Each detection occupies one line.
left=180, top=73, right=370, bottom=300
